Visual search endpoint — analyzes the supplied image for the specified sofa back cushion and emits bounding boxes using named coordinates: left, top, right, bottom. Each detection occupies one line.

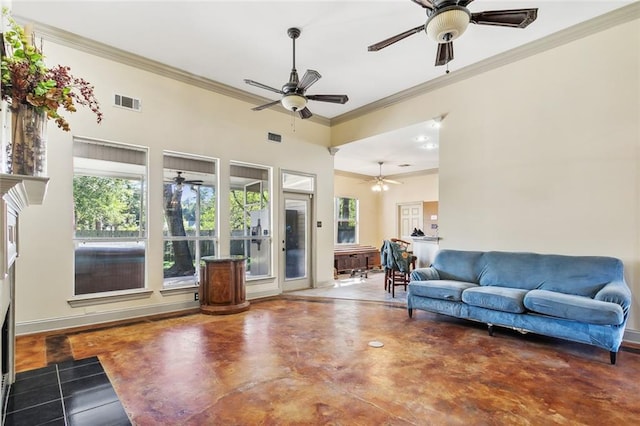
left=478, top=251, right=623, bottom=297
left=432, top=250, right=485, bottom=283
left=537, top=255, right=624, bottom=297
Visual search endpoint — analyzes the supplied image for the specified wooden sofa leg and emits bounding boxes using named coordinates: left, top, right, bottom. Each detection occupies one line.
left=610, top=351, right=617, bottom=365
left=408, top=308, right=413, bottom=318
left=487, top=324, right=494, bottom=337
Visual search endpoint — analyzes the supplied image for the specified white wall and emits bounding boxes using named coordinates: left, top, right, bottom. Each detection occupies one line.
left=15, top=40, right=335, bottom=332
left=332, top=20, right=640, bottom=334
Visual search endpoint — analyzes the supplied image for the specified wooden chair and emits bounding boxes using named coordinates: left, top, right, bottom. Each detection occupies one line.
left=382, top=239, right=416, bottom=297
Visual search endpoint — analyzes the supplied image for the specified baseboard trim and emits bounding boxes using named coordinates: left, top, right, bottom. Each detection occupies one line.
left=623, top=329, right=640, bottom=345
left=16, top=300, right=200, bottom=335
left=247, top=288, right=281, bottom=300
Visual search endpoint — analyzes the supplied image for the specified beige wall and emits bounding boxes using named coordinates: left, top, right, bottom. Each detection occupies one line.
left=334, top=173, right=382, bottom=248
left=423, top=201, right=439, bottom=236
left=15, top=41, right=335, bottom=332
left=332, top=20, right=640, bottom=334
left=380, top=172, right=439, bottom=245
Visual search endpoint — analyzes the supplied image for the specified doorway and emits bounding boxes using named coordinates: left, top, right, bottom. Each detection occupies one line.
left=282, top=192, right=312, bottom=291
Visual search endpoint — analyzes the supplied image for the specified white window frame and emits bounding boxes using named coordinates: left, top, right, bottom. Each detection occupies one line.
left=71, top=138, right=148, bottom=300
left=335, top=196, right=359, bottom=245
left=162, top=152, right=218, bottom=288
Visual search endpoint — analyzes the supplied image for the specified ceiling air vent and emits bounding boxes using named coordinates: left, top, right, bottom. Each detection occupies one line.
left=114, top=93, right=141, bottom=112
left=267, top=132, right=282, bottom=143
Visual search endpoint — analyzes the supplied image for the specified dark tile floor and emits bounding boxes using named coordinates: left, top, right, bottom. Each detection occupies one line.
left=4, top=356, right=131, bottom=426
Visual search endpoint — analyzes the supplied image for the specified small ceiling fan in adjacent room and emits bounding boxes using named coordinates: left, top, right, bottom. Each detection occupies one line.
left=368, top=162, right=402, bottom=192
left=244, top=27, right=349, bottom=119
left=368, top=0, right=538, bottom=68
left=171, top=171, right=203, bottom=188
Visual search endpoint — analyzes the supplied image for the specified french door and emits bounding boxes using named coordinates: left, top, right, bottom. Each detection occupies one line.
left=281, top=192, right=312, bottom=291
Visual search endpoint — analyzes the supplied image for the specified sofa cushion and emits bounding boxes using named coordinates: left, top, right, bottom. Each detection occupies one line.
left=408, top=280, right=478, bottom=302
left=536, top=256, right=623, bottom=297
left=524, top=289, right=624, bottom=325
left=462, top=287, right=528, bottom=314
left=478, top=252, right=622, bottom=297
left=479, top=252, right=548, bottom=290
left=432, top=250, right=484, bottom=283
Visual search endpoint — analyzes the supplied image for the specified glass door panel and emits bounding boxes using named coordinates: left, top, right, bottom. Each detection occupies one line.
left=283, top=193, right=311, bottom=290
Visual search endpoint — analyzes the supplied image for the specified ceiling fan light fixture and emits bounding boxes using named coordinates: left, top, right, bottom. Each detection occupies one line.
left=372, top=182, right=389, bottom=192
left=281, top=94, right=307, bottom=112
left=426, top=7, right=471, bottom=43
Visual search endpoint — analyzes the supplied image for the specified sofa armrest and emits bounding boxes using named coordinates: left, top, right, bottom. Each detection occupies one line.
left=594, top=280, right=632, bottom=317
left=410, top=267, right=440, bottom=282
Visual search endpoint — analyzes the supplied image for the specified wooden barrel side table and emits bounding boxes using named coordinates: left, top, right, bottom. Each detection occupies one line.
left=199, top=256, right=250, bottom=315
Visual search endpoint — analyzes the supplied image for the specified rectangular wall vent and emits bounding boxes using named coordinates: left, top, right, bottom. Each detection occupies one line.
left=114, top=94, right=142, bottom=112
left=267, top=132, right=282, bottom=143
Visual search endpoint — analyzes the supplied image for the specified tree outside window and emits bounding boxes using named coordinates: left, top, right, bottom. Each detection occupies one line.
left=162, top=154, right=217, bottom=287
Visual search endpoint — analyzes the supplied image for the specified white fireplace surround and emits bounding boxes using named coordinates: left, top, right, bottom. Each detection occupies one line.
left=0, top=174, right=49, bottom=419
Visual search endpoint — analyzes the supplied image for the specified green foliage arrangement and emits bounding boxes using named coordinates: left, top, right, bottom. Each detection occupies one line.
left=1, top=8, right=102, bottom=131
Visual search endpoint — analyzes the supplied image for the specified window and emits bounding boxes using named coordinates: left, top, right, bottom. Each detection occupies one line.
left=229, top=162, right=271, bottom=279
left=282, top=171, right=315, bottom=192
left=73, top=139, right=147, bottom=296
left=335, top=197, right=358, bottom=244
left=163, top=153, right=217, bottom=287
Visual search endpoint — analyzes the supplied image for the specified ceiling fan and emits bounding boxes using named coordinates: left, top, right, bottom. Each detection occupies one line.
left=171, top=171, right=203, bottom=188
left=244, top=27, right=349, bottom=119
left=368, top=162, right=402, bottom=192
left=368, top=0, right=538, bottom=68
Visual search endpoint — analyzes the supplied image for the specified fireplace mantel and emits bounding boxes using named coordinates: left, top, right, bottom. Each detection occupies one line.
left=0, top=174, right=49, bottom=208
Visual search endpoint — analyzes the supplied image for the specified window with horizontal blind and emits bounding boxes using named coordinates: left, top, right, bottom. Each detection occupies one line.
left=73, top=138, right=147, bottom=296
left=163, top=152, right=217, bottom=287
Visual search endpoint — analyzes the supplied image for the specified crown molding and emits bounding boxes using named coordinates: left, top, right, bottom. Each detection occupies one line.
left=330, top=2, right=640, bottom=126
left=387, top=168, right=439, bottom=180
left=20, top=18, right=331, bottom=127
left=334, top=169, right=370, bottom=180
left=334, top=168, right=438, bottom=180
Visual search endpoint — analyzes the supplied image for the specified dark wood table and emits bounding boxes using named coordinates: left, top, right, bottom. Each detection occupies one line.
left=334, top=245, right=381, bottom=276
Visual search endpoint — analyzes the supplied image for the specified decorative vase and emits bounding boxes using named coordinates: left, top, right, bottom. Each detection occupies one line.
left=4, top=103, right=47, bottom=176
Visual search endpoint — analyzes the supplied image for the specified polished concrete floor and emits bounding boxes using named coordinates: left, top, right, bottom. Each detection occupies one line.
left=14, top=273, right=640, bottom=425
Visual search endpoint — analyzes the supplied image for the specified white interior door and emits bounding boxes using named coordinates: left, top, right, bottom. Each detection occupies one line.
left=398, top=202, right=423, bottom=238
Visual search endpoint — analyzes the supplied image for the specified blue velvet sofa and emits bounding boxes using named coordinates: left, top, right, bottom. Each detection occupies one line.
left=408, top=250, right=632, bottom=364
